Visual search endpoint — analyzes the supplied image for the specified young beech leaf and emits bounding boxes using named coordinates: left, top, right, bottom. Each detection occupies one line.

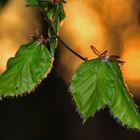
left=26, top=0, right=65, bottom=22
left=26, top=0, right=39, bottom=6
left=58, top=3, right=65, bottom=21
left=0, top=41, right=54, bottom=97
left=107, top=62, right=140, bottom=129
left=46, top=3, right=65, bottom=52
left=70, top=58, right=140, bottom=130
left=27, top=0, right=65, bottom=53
left=70, top=59, right=115, bottom=119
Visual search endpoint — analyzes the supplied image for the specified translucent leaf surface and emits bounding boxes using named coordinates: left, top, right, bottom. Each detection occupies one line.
left=70, top=59, right=114, bottom=119
left=70, top=58, right=140, bottom=129
left=107, top=62, right=140, bottom=129
left=0, top=41, right=54, bottom=97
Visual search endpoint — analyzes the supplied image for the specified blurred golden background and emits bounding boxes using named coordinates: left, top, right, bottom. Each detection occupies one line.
left=0, top=0, right=40, bottom=71
left=0, top=0, right=140, bottom=95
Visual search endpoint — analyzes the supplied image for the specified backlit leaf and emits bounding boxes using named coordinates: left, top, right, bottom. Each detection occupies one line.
left=70, top=59, right=114, bottom=119
left=0, top=41, right=54, bottom=97
left=70, top=58, right=140, bottom=129
left=107, top=62, right=140, bottom=129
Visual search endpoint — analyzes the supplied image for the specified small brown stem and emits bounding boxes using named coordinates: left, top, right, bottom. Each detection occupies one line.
left=100, top=50, right=107, bottom=57
left=38, top=0, right=87, bottom=61
left=91, top=45, right=101, bottom=57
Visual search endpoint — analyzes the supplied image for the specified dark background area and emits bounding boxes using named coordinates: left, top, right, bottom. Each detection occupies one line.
left=0, top=0, right=8, bottom=7
left=0, top=58, right=140, bottom=140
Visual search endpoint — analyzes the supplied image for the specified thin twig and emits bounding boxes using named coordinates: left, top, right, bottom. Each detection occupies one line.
left=37, top=0, right=87, bottom=61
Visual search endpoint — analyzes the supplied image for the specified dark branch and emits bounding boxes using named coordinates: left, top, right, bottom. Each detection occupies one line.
left=37, top=0, right=87, bottom=61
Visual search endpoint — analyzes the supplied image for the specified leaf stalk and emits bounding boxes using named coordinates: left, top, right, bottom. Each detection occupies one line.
left=38, top=0, right=87, bottom=61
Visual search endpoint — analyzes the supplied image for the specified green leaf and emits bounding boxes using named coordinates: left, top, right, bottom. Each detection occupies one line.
left=58, top=3, right=65, bottom=21
left=70, top=58, right=140, bottom=129
left=47, top=3, right=65, bottom=52
left=26, top=0, right=49, bottom=7
left=0, top=41, right=54, bottom=97
left=107, top=62, right=140, bottom=129
left=70, top=59, right=114, bottom=119
left=26, top=0, right=39, bottom=7
left=26, top=0, right=65, bottom=53
left=26, top=0, right=65, bottom=22
left=48, top=8, right=59, bottom=53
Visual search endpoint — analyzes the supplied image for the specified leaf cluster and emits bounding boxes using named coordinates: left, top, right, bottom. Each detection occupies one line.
left=0, top=0, right=140, bottom=131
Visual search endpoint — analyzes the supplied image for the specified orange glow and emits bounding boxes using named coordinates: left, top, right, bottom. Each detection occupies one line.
left=59, top=0, right=108, bottom=81
left=0, top=39, right=18, bottom=71
left=60, top=0, right=107, bottom=58
left=0, top=0, right=40, bottom=72
left=0, top=0, right=140, bottom=94
left=122, top=35, right=140, bottom=83
left=93, top=0, right=137, bottom=26
left=58, top=0, right=140, bottom=91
